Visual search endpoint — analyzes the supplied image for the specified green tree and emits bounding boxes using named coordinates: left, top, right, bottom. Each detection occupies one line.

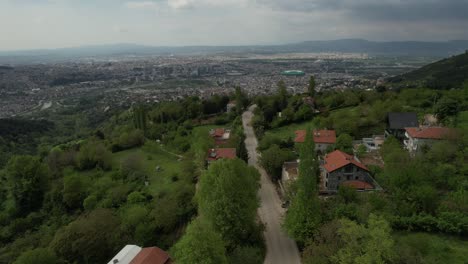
left=277, top=80, right=288, bottom=110
left=309, top=75, right=316, bottom=97
left=51, top=209, right=121, bottom=264
left=235, top=86, right=249, bottom=114
left=335, top=134, right=353, bottom=154
left=303, top=220, right=342, bottom=264
left=197, top=159, right=260, bottom=248
left=260, top=145, right=295, bottom=182
left=133, top=106, right=147, bottom=131
left=228, top=246, right=264, bottom=264
left=435, top=96, right=460, bottom=121
left=13, top=248, right=60, bottom=264
left=284, top=129, right=322, bottom=244
left=63, top=174, right=88, bottom=210
left=172, top=218, right=228, bottom=264
left=333, top=214, right=395, bottom=264
left=6, top=155, right=48, bottom=215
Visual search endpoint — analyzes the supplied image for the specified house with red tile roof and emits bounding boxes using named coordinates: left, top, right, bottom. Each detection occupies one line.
left=108, top=245, right=172, bottom=264
left=209, top=128, right=231, bottom=145
left=295, top=129, right=336, bottom=152
left=404, top=127, right=454, bottom=153
left=206, top=148, right=237, bottom=164
left=320, top=150, right=377, bottom=192
left=130, top=247, right=172, bottom=264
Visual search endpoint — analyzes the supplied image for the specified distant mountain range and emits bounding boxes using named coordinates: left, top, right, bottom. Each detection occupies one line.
left=1, top=39, right=468, bottom=64
left=388, top=51, right=468, bottom=89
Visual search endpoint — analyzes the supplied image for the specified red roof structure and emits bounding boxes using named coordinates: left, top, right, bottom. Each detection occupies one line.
left=405, top=127, right=452, bottom=140
left=130, top=247, right=172, bottom=264
left=341, top=180, right=374, bottom=190
left=323, top=150, right=369, bottom=173
left=206, top=148, right=237, bottom=161
left=211, top=128, right=225, bottom=138
left=294, top=129, right=336, bottom=144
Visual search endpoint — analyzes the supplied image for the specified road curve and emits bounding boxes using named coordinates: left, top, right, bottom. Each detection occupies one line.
left=242, top=105, right=301, bottom=264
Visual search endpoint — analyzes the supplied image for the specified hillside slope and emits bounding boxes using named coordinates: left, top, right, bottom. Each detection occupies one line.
left=388, top=51, right=468, bottom=89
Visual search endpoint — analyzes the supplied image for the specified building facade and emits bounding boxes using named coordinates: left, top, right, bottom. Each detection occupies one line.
left=321, top=150, right=375, bottom=192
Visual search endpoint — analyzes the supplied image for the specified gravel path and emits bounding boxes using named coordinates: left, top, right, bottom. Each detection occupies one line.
left=242, top=105, right=301, bottom=264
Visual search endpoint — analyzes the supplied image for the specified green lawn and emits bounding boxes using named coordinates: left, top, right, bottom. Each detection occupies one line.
left=265, top=119, right=316, bottom=140
left=394, top=232, right=468, bottom=264
left=111, top=144, right=183, bottom=195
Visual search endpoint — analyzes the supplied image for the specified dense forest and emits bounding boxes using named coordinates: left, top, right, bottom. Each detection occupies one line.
left=389, top=51, right=468, bottom=89
left=0, top=88, right=259, bottom=264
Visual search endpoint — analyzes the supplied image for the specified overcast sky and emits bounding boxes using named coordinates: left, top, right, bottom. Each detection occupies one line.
left=1, top=0, right=468, bottom=51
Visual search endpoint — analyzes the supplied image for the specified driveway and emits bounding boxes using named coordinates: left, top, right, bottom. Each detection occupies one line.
left=242, top=105, right=301, bottom=264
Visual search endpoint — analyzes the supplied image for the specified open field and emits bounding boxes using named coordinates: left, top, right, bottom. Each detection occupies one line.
left=265, top=119, right=316, bottom=140
left=112, top=144, right=183, bottom=195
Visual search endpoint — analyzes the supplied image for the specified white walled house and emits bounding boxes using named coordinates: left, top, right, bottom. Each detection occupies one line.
left=404, top=127, right=453, bottom=153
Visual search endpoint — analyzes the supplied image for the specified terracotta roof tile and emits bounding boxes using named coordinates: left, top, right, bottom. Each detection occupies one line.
left=129, top=247, right=171, bottom=264
left=206, top=148, right=237, bottom=161
left=405, top=127, right=453, bottom=140
left=341, top=180, right=374, bottom=190
left=212, top=128, right=225, bottom=138
left=323, top=150, right=369, bottom=173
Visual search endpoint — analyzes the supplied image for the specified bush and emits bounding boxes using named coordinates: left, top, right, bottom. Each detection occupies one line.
left=228, top=246, right=264, bottom=264
left=13, top=248, right=60, bottom=264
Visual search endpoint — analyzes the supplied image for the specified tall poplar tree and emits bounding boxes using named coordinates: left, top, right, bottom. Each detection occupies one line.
left=284, top=128, right=322, bottom=244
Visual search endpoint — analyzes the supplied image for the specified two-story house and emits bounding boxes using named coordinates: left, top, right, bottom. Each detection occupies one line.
left=321, top=150, right=376, bottom=192
left=295, top=129, right=337, bottom=152
left=404, top=127, right=453, bottom=153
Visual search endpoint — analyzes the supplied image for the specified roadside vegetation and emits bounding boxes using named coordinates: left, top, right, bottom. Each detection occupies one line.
left=254, top=78, right=468, bottom=263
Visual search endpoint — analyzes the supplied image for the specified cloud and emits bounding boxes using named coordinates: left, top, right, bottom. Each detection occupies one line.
left=257, top=0, right=468, bottom=21
left=125, top=1, right=159, bottom=9
left=168, top=0, right=194, bottom=9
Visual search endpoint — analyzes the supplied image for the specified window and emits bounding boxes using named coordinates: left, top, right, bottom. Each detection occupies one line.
left=338, top=176, right=341, bottom=181
left=347, top=175, right=351, bottom=180
left=325, top=182, right=328, bottom=187
left=355, top=176, right=359, bottom=180
left=344, top=165, right=353, bottom=173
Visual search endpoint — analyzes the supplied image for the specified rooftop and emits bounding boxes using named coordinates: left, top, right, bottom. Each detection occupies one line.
left=323, top=150, right=369, bottom=173
left=340, top=180, right=374, bottom=190
left=387, top=112, right=419, bottom=130
left=130, top=247, right=171, bottom=264
left=206, top=148, right=237, bottom=161
left=210, top=128, right=225, bottom=138
left=405, top=127, right=453, bottom=139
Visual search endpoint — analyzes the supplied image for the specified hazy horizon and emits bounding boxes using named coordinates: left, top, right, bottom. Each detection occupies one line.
left=1, top=0, right=468, bottom=51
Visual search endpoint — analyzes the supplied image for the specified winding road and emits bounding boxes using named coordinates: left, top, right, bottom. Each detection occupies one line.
left=242, top=105, right=301, bottom=264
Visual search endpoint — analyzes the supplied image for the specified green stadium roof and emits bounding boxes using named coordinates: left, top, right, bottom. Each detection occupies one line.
left=281, top=70, right=305, bottom=76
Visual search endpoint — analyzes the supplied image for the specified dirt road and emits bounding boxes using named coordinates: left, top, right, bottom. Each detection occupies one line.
left=242, top=106, right=301, bottom=264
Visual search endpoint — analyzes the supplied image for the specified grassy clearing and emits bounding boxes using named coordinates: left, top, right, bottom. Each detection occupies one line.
left=111, top=145, right=183, bottom=195
left=265, top=119, right=316, bottom=140
left=394, top=232, right=468, bottom=264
